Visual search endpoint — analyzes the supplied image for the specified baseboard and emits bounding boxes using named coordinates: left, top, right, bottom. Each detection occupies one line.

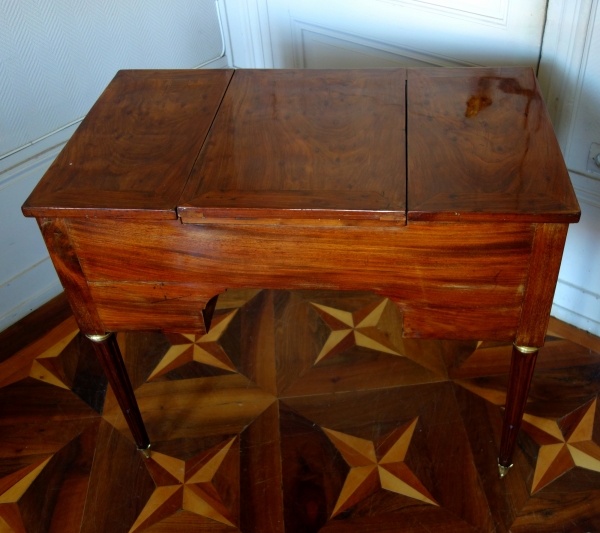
left=551, top=299, right=600, bottom=338
left=0, top=276, right=62, bottom=333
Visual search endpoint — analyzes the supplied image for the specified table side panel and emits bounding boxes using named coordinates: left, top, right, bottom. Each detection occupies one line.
left=407, top=67, right=580, bottom=223
left=516, top=223, right=569, bottom=347
left=87, top=281, right=218, bottom=333
left=179, top=69, right=407, bottom=220
left=38, top=218, right=105, bottom=334
left=67, top=219, right=535, bottom=339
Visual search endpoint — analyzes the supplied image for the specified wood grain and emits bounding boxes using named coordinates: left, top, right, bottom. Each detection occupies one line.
left=282, top=382, right=494, bottom=531
left=80, top=419, right=155, bottom=533
left=239, top=402, right=285, bottom=532
left=67, top=218, right=535, bottom=340
left=454, top=382, right=530, bottom=533
left=407, top=68, right=580, bottom=223
left=23, top=70, right=233, bottom=220
left=548, top=317, right=600, bottom=355
left=0, top=315, right=79, bottom=390
left=179, top=69, right=406, bottom=221
left=38, top=218, right=104, bottom=334
left=18, top=68, right=582, bottom=501
left=21, top=420, right=99, bottom=533
left=87, top=333, right=149, bottom=450
left=87, top=281, right=222, bottom=333
left=498, top=345, right=539, bottom=467
left=1, top=289, right=600, bottom=531
left=0, top=378, right=97, bottom=426
left=516, top=223, right=569, bottom=347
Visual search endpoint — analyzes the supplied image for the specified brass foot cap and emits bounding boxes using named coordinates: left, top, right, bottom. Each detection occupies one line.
left=138, top=444, right=151, bottom=459
left=498, top=462, right=513, bottom=479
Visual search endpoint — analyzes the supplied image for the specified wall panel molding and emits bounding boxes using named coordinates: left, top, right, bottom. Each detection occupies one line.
left=375, top=0, right=509, bottom=26
left=291, top=19, right=478, bottom=69
left=539, top=0, right=600, bottom=335
left=538, top=0, right=595, bottom=148
left=571, top=171, right=600, bottom=210
left=222, top=0, right=274, bottom=68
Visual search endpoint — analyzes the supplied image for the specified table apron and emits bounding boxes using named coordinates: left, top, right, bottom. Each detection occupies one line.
left=65, top=218, right=537, bottom=340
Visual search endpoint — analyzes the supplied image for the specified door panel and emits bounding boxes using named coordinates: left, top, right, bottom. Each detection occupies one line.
left=263, top=0, right=547, bottom=68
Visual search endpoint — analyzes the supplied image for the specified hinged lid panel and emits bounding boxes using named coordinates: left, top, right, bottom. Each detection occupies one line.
left=23, top=69, right=233, bottom=220
left=407, top=67, right=580, bottom=223
left=178, top=69, right=406, bottom=223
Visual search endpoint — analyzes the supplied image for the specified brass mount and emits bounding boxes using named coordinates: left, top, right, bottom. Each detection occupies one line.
left=85, top=332, right=113, bottom=343
left=138, top=444, right=151, bottom=459
left=498, top=462, right=513, bottom=479
left=513, top=344, right=539, bottom=354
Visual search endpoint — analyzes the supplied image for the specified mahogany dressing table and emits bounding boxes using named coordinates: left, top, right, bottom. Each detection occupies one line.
left=22, top=67, right=580, bottom=478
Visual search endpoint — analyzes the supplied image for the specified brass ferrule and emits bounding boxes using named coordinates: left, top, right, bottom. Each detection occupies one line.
left=513, top=344, right=539, bottom=354
left=85, top=332, right=113, bottom=343
left=138, top=444, right=151, bottom=459
left=498, top=462, right=513, bottom=478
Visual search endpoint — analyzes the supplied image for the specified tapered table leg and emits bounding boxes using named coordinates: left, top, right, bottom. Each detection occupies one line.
left=86, top=332, right=151, bottom=456
left=498, top=343, right=539, bottom=478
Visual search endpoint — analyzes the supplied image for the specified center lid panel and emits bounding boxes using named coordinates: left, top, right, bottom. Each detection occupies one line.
left=178, top=68, right=407, bottom=222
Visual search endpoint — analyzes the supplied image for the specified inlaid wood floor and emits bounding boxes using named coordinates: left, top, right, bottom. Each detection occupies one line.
left=1, top=290, right=600, bottom=533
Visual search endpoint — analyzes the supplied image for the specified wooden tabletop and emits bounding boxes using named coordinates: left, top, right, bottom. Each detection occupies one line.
left=23, top=68, right=579, bottom=224
left=179, top=69, right=407, bottom=222
left=22, top=69, right=234, bottom=220
left=407, top=68, right=580, bottom=223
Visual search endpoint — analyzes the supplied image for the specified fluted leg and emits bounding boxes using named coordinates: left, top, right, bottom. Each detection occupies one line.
left=86, top=332, right=151, bottom=456
left=498, top=343, right=539, bottom=478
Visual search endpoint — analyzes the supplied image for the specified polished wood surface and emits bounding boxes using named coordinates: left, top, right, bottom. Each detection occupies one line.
left=2, top=290, right=600, bottom=532
left=179, top=69, right=406, bottom=222
left=38, top=218, right=105, bottom=334
left=516, top=223, right=569, bottom=346
left=66, top=218, right=534, bottom=340
left=498, top=345, right=538, bottom=467
left=407, top=68, right=580, bottom=223
left=22, top=69, right=233, bottom=220
left=88, top=333, right=149, bottom=450
left=21, top=68, right=581, bottom=483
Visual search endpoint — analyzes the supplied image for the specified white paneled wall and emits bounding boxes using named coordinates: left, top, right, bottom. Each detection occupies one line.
left=222, top=0, right=547, bottom=69
left=0, top=0, right=228, bottom=331
left=541, top=0, right=600, bottom=336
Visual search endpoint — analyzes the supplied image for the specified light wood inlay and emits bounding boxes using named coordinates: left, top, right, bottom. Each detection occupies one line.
left=312, top=299, right=401, bottom=364
left=132, top=437, right=239, bottom=530
left=148, top=309, right=239, bottom=380
left=323, top=419, right=437, bottom=517
left=0, top=458, right=51, bottom=503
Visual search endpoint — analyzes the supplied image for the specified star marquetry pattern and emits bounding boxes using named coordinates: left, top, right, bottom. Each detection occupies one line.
left=148, top=310, right=238, bottom=380
left=323, top=418, right=437, bottom=517
left=130, top=437, right=239, bottom=532
left=522, top=398, right=600, bottom=493
left=311, top=299, right=401, bottom=364
left=0, top=456, right=53, bottom=532
left=28, top=326, right=80, bottom=389
left=454, top=379, right=508, bottom=407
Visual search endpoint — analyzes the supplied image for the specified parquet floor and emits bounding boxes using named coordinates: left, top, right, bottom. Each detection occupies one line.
left=1, top=289, right=600, bottom=533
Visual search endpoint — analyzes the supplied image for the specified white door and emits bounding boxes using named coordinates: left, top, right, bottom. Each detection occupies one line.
left=225, top=0, right=548, bottom=69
